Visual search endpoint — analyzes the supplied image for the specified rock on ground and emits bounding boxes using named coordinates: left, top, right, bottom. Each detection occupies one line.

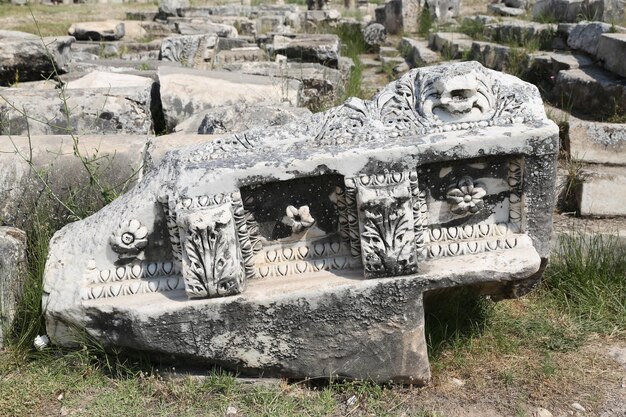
left=363, top=23, right=386, bottom=47
left=567, top=21, right=614, bottom=56
left=174, top=103, right=312, bottom=134
left=0, top=135, right=150, bottom=228
left=567, top=117, right=626, bottom=165
left=268, top=34, right=341, bottom=67
left=597, top=33, right=626, bottom=78
left=428, top=32, right=474, bottom=59
left=0, top=227, right=27, bottom=347
left=68, top=21, right=125, bottom=42
left=578, top=166, right=626, bottom=216
left=401, top=37, right=440, bottom=68
left=0, top=30, right=74, bottom=86
left=220, top=61, right=343, bottom=109
left=159, top=0, right=190, bottom=18
left=0, top=81, right=155, bottom=136
left=174, top=21, right=238, bottom=38
left=532, top=0, right=604, bottom=23
left=553, top=67, right=626, bottom=120
left=158, top=66, right=301, bottom=132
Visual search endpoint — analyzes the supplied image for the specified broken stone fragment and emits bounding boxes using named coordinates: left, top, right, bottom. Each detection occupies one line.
left=173, top=103, right=312, bottom=135
left=157, top=66, right=301, bottom=132
left=0, top=227, right=27, bottom=347
left=68, top=21, right=125, bottom=41
left=42, top=61, right=558, bottom=384
left=363, top=23, right=387, bottom=47
left=0, top=30, right=74, bottom=86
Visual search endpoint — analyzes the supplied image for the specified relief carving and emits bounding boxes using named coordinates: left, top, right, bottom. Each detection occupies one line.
left=354, top=173, right=419, bottom=278
left=418, top=69, right=494, bottom=123
left=315, top=61, right=537, bottom=145
left=281, top=205, right=315, bottom=234
left=109, top=219, right=148, bottom=259
left=446, top=176, right=487, bottom=215
left=177, top=204, right=246, bottom=299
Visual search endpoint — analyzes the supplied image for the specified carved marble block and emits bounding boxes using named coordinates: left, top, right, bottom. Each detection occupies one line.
left=43, top=61, right=559, bottom=384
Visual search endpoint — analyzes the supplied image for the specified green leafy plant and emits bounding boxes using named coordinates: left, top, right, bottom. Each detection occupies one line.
left=418, top=6, right=434, bottom=37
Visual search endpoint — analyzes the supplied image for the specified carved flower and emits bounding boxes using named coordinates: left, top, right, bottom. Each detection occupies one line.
left=109, top=219, right=148, bottom=257
left=281, top=205, right=315, bottom=234
left=446, top=177, right=487, bottom=215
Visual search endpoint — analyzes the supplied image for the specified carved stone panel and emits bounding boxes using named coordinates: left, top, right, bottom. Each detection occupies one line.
left=354, top=172, right=419, bottom=278
left=42, top=61, right=558, bottom=385
left=176, top=204, right=245, bottom=299
left=418, top=156, right=526, bottom=259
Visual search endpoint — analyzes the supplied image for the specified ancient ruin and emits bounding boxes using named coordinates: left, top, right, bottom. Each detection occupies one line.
left=42, top=61, right=559, bottom=383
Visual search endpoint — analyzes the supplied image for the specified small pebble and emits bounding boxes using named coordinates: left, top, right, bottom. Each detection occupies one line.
left=33, top=335, right=49, bottom=351
left=451, top=377, right=465, bottom=387
left=535, top=407, right=553, bottom=417
left=571, top=402, right=586, bottom=412
left=226, top=405, right=237, bottom=415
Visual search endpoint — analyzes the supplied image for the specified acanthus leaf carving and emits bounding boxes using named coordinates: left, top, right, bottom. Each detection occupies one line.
left=177, top=204, right=245, bottom=299
left=354, top=172, right=419, bottom=278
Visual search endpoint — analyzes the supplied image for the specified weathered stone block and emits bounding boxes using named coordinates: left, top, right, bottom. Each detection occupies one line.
left=0, top=227, right=27, bottom=347
left=470, top=41, right=511, bottom=71
left=488, top=3, right=526, bottom=16
left=485, top=20, right=556, bottom=49
left=159, top=0, right=190, bottom=18
left=597, top=33, right=626, bottom=78
left=363, top=23, right=387, bottom=47
left=0, top=135, right=149, bottom=228
left=173, top=104, right=311, bottom=135
left=532, top=0, right=604, bottom=23
left=553, top=67, right=626, bottom=120
left=428, top=32, right=473, bottom=58
left=220, top=61, right=342, bottom=109
left=568, top=118, right=626, bottom=165
left=567, top=21, right=614, bottom=56
left=0, top=31, right=74, bottom=86
left=0, top=78, right=155, bottom=136
left=268, top=34, right=341, bottom=67
left=214, top=47, right=269, bottom=67
left=42, top=61, right=558, bottom=383
left=68, top=21, right=125, bottom=41
left=400, top=37, right=440, bottom=68
left=159, top=34, right=219, bottom=69
left=158, top=66, right=301, bottom=131
left=578, top=166, right=626, bottom=216
left=174, top=21, right=238, bottom=38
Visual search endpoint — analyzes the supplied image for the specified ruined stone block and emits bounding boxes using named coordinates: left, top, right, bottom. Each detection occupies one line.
left=42, top=61, right=558, bottom=384
left=0, top=227, right=27, bottom=347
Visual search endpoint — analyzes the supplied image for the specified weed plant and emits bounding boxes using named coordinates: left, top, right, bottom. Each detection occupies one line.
left=418, top=7, right=433, bottom=37
left=458, top=18, right=485, bottom=40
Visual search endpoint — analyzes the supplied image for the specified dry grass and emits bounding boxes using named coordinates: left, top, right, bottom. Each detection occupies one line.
left=0, top=3, right=156, bottom=36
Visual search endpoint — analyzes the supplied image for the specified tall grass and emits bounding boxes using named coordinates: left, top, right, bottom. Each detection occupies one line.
left=543, top=233, right=626, bottom=333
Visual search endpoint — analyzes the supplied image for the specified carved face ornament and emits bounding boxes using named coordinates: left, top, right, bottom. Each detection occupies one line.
left=421, top=70, right=493, bottom=123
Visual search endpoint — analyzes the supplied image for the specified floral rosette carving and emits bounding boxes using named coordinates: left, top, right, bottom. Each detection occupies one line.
left=281, top=205, right=315, bottom=234
left=446, top=176, right=487, bottom=215
left=109, top=219, right=148, bottom=257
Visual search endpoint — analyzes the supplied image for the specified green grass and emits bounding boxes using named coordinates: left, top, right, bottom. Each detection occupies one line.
left=2, top=231, right=624, bottom=415
left=7, top=22, right=69, bottom=37
left=458, top=18, right=485, bottom=40
left=543, top=233, right=626, bottom=333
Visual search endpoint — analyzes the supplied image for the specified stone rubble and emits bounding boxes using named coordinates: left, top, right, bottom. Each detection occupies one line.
left=68, top=21, right=126, bottom=42
left=0, top=227, right=27, bottom=347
